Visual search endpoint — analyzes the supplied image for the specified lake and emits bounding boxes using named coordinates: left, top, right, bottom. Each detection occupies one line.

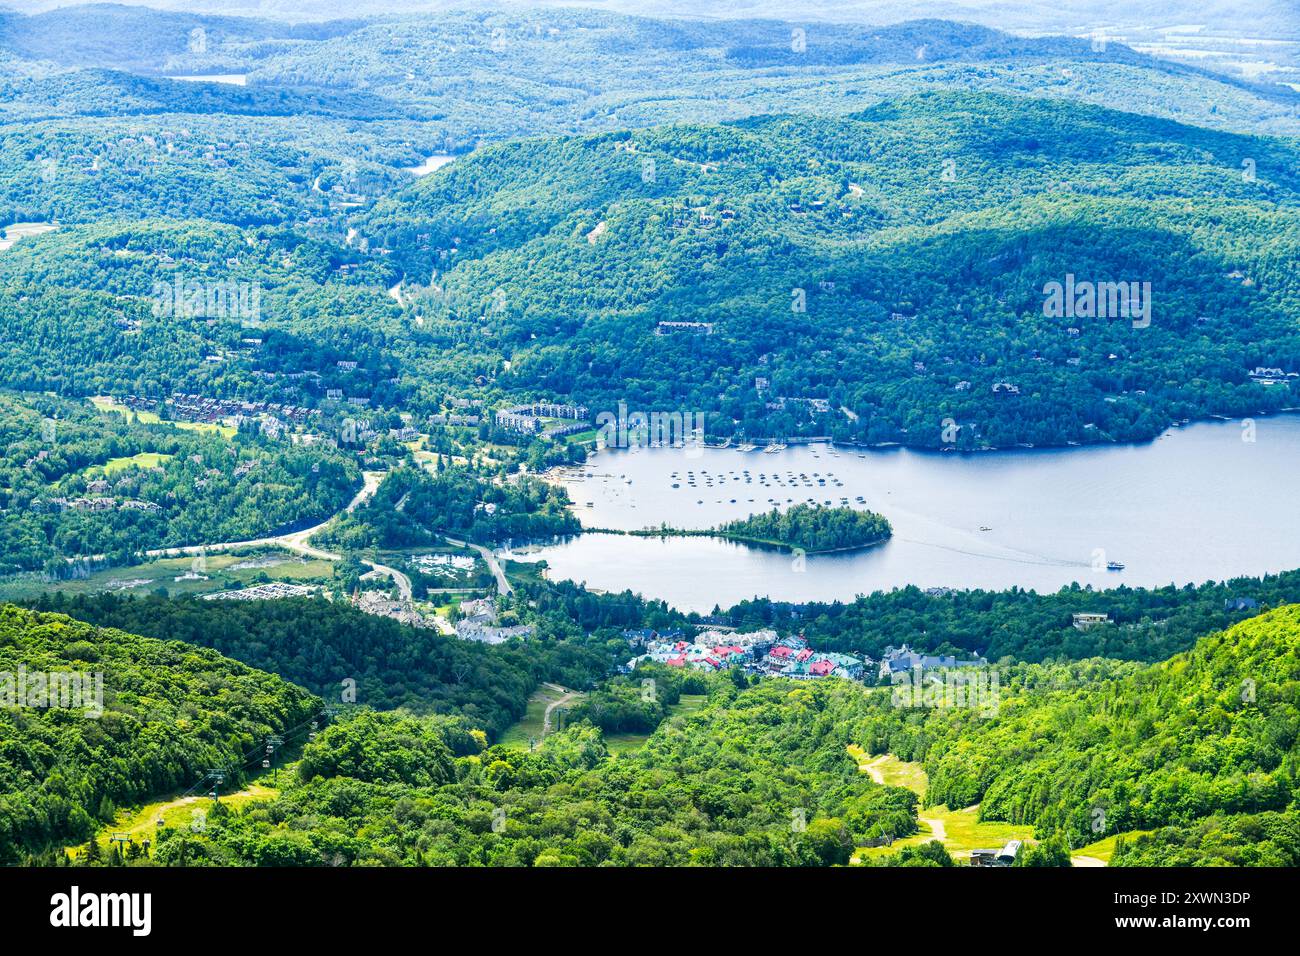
left=167, top=74, right=248, bottom=86
left=509, top=416, right=1300, bottom=612
left=404, top=154, right=455, bottom=176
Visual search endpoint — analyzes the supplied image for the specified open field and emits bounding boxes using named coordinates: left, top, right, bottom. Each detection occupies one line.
left=94, top=452, right=174, bottom=475
left=847, top=748, right=1037, bottom=863
left=0, top=221, right=57, bottom=252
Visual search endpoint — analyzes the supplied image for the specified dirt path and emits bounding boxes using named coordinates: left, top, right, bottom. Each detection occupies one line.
left=919, top=815, right=948, bottom=842
left=1071, top=855, right=1107, bottom=867
left=542, top=684, right=580, bottom=736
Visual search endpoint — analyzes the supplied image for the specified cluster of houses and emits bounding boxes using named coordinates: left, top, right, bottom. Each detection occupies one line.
left=877, top=644, right=989, bottom=680
left=454, top=597, right=534, bottom=644
left=34, top=496, right=161, bottom=514
left=624, top=628, right=866, bottom=681
left=118, top=393, right=316, bottom=426
left=1248, top=366, right=1297, bottom=387
left=494, top=402, right=589, bottom=436
left=764, top=396, right=833, bottom=416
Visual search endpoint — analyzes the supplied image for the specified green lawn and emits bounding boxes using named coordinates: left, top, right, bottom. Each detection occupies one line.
left=94, top=451, right=174, bottom=475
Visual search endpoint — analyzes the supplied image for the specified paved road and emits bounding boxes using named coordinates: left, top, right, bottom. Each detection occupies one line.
left=444, top=536, right=512, bottom=595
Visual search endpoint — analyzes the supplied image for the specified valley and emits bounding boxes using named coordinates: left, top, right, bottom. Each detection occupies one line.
left=0, top=1, right=1297, bottom=895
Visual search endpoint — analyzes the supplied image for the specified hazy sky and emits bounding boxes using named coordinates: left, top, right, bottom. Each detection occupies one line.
left=0, top=0, right=1294, bottom=40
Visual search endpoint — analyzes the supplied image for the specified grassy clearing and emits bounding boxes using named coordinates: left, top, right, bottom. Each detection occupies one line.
left=94, top=451, right=174, bottom=475
left=66, top=783, right=279, bottom=859
left=605, top=693, right=708, bottom=754
left=499, top=684, right=581, bottom=750
left=847, top=747, right=1036, bottom=863
left=0, top=222, right=56, bottom=252
left=0, top=549, right=334, bottom=601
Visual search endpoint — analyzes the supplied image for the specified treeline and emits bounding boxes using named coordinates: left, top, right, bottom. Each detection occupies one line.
left=719, top=571, right=1300, bottom=663
left=23, top=592, right=615, bottom=741
left=0, top=603, right=319, bottom=863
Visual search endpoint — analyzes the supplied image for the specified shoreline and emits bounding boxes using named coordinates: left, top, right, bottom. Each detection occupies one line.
left=583, top=526, right=892, bottom=556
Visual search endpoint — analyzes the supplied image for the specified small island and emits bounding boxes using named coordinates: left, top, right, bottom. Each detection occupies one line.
left=710, top=503, right=892, bottom=553
left=600, top=503, right=893, bottom=554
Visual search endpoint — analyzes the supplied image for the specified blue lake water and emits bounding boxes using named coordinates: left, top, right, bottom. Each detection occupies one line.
left=510, top=416, right=1300, bottom=612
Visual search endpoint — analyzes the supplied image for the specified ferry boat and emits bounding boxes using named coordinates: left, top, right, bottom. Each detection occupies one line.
left=1107, top=561, right=1126, bottom=571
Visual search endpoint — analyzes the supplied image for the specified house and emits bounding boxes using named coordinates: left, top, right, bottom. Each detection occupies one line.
left=1225, top=597, right=1260, bottom=613
left=1071, top=613, right=1111, bottom=630
left=879, top=644, right=987, bottom=678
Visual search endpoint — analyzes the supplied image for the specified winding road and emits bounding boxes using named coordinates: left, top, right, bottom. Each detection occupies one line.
left=444, top=536, right=512, bottom=595
left=78, top=472, right=412, bottom=600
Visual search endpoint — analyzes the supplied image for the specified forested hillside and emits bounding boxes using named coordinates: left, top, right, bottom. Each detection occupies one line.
left=0, top=603, right=320, bottom=863
left=145, top=678, right=922, bottom=866
left=110, top=605, right=1300, bottom=866
left=857, top=605, right=1300, bottom=865
left=361, top=91, right=1300, bottom=448
left=0, top=391, right=360, bottom=573
left=27, top=592, right=620, bottom=738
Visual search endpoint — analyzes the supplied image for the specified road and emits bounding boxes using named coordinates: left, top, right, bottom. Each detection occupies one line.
left=444, top=536, right=512, bottom=595
left=77, top=472, right=413, bottom=600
